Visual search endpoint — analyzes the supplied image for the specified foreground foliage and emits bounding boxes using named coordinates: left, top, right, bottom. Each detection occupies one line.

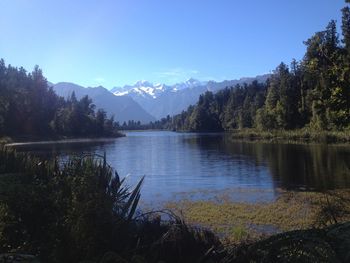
left=0, top=148, right=142, bottom=261
left=0, top=147, right=350, bottom=262
left=224, top=222, right=350, bottom=263
left=0, top=148, right=221, bottom=263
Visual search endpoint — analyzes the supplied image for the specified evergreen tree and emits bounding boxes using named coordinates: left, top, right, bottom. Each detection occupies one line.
left=0, top=60, right=121, bottom=138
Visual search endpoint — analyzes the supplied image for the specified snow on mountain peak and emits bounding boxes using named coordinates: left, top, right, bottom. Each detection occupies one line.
left=113, top=90, right=129, bottom=96
left=113, top=78, right=208, bottom=98
left=113, top=81, right=162, bottom=99
left=111, top=74, right=270, bottom=119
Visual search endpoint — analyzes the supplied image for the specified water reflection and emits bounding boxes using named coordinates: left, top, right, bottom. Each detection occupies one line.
left=8, top=131, right=350, bottom=203
left=218, top=138, right=350, bottom=190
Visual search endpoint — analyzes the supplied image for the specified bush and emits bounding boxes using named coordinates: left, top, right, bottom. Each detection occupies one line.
left=0, top=148, right=143, bottom=262
left=0, top=148, right=222, bottom=263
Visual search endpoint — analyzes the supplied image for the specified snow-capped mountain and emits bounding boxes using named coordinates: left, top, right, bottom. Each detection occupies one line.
left=112, top=79, right=208, bottom=99
left=52, top=82, right=156, bottom=124
left=113, top=80, right=170, bottom=99
left=111, top=75, right=269, bottom=119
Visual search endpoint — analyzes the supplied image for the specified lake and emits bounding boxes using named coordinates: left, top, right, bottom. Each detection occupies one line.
left=9, top=131, right=350, bottom=204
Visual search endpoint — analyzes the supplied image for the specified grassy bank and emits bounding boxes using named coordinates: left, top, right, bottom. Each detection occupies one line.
left=166, top=190, right=350, bottom=243
left=229, top=128, right=350, bottom=143
left=0, top=132, right=125, bottom=146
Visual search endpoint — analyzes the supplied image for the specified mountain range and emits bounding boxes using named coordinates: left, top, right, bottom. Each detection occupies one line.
left=52, top=74, right=269, bottom=124
left=111, top=75, right=270, bottom=119
left=52, top=82, right=156, bottom=124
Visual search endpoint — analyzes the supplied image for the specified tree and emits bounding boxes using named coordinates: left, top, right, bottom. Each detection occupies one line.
left=0, top=59, right=120, bottom=138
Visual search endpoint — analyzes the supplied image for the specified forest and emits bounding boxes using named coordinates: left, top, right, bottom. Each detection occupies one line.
left=118, top=117, right=172, bottom=131
left=169, top=6, right=350, bottom=133
left=0, top=61, right=121, bottom=139
left=1, top=2, right=350, bottom=263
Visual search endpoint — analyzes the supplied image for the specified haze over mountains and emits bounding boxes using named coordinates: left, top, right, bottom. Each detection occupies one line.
left=52, top=82, right=156, bottom=124
left=52, top=74, right=269, bottom=124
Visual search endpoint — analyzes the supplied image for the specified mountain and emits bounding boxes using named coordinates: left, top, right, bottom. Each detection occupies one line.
left=113, top=80, right=171, bottom=99
left=111, top=75, right=270, bottom=119
left=111, top=78, right=208, bottom=98
left=52, top=82, right=156, bottom=124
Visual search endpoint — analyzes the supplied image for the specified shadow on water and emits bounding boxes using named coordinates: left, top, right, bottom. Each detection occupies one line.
left=185, top=134, right=350, bottom=191
left=7, top=139, right=116, bottom=159
left=7, top=131, right=350, bottom=203
left=224, top=139, right=350, bottom=191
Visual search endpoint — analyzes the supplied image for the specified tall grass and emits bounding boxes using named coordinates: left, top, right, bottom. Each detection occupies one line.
left=0, top=147, right=221, bottom=263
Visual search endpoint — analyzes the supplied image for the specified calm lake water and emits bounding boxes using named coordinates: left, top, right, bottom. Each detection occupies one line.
left=9, top=131, right=350, bottom=204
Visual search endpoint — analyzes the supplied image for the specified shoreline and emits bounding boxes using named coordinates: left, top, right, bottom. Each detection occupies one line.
left=164, top=189, right=350, bottom=243
left=228, top=129, right=350, bottom=144
left=4, top=137, right=120, bottom=147
left=129, top=128, right=350, bottom=144
left=1, top=133, right=125, bottom=147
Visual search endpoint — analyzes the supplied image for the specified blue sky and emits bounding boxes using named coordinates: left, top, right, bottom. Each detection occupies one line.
left=0, top=0, right=346, bottom=89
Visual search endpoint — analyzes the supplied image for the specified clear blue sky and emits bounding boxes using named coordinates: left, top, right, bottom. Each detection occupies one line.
left=0, top=0, right=346, bottom=89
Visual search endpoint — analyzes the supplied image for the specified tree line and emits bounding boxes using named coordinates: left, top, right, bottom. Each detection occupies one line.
left=169, top=5, right=350, bottom=132
left=118, top=117, right=172, bottom=131
left=0, top=61, right=121, bottom=138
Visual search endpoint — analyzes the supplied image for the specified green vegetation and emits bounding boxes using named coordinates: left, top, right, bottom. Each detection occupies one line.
left=229, top=128, right=350, bottom=143
left=166, top=190, right=350, bottom=243
left=1, top=1, right=350, bottom=262
left=1, top=147, right=350, bottom=262
left=0, top=61, right=121, bottom=140
left=226, top=222, right=350, bottom=263
left=0, top=147, right=221, bottom=263
left=118, top=116, right=173, bottom=131
left=0, top=147, right=142, bottom=262
left=166, top=3, right=350, bottom=137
